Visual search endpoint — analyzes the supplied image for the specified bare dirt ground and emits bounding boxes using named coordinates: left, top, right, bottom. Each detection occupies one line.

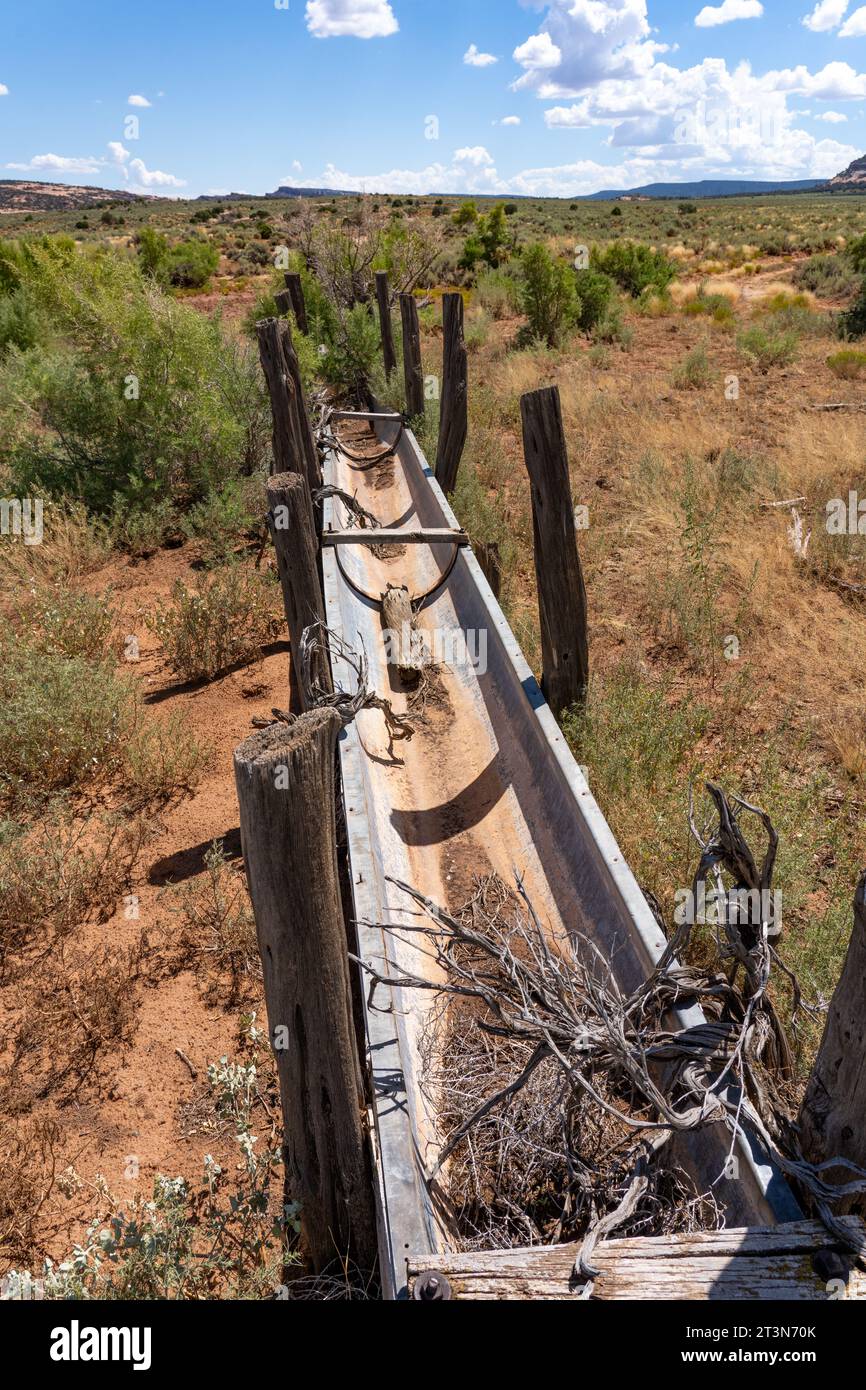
left=3, top=544, right=288, bottom=1264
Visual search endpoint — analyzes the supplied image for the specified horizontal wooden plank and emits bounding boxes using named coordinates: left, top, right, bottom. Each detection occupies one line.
left=408, top=1220, right=866, bottom=1301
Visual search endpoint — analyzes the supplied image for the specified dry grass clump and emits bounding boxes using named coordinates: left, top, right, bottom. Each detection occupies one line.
left=149, top=564, right=283, bottom=682
left=162, top=840, right=261, bottom=1004
left=0, top=499, right=109, bottom=596
left=0, top=809, right=150, bottom=968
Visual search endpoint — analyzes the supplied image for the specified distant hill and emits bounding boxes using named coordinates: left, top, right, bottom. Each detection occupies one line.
left=581, top=178, right=824, bottom=201
left=824, top=154, right=866, bottom=190
left=0, top=179, right=151, bottom=213
left=197, top=185, right=356, bottom=202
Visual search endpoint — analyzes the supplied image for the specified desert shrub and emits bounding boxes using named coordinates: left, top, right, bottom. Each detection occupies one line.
left=590, top=240, right=676, bottom=298
left=680, top=289, right=734, bottom=325
left=838, top=282, right=866, bottom=340
left=0, top=286, right=47, bottom=354
left=163, top=238, right=220, bottom=290
left=0, top=643, right=136, bottom=805
left=124, top=715, right=207, bottom=810
left=846, top=233, right=866, bottom=273
left=459, top=204, right=509, bottom=273
left=321, top=303, right=381, bottom=392
left=519, top=243, right=577, bottom=346
left=573, top=268, right=615, bottom=333
left=672, top=344, right=715, bottom=390
left=736, top=326, right=798, bottom=369
left=827, top=348, right=866, bottom=379
left=635, top=286, right=674, bottom=318
left=0, top=239, right=270, bottom=513
left=108, top=497, right=183, bottom=557
left=453, top=201, right=478, bottom=227
left=474, top=269, right=520, bottom=320
left=137, top=228, right=219, bottom=289
left=182, top=476, right=265, bottom=566
left=20, top=587, right=116, bottom=660
left=149, top=565, right=283, bottom=682
left=591, top=302, right=633, bottom=348
left=793, top=256, right=848, bottom=298
left=464, top=308, right=492, bottom=352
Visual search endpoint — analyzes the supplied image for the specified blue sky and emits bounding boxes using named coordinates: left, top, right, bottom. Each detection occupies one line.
left=2, top=0, right=866, bottom=197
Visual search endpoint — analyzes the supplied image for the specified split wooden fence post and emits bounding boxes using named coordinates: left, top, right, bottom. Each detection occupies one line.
left=285, top=270, right=308, bottom=336
left=434, top=292, right=468, bottom=496
left=234, top=711, right=377, bottom=1274
left=399, top=292, right=425, bottom=419
left=266, top=472, right=332, bottom=705
left=375, top=271, right=396, bottom=379
left=256, top=317, right=320, bottom=493
left=520, top=385, right=589, bottom=717
left=475, top=541, right=501, bottom=601
left=799, top=871, right=866, bottom=1214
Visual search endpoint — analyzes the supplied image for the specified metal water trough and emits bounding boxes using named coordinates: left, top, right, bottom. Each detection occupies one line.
left=320, top=413, right=801, bottom=1300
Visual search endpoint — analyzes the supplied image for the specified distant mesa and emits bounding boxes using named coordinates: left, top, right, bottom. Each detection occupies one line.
left=0, top=179, right=151, bottom=212
left=824, top=154, right=866, bottom=190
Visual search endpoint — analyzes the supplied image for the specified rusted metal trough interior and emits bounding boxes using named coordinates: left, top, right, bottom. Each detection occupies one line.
left=315, top=410, right=864, bottom=1302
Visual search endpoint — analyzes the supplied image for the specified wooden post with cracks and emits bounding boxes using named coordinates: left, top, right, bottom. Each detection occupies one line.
left=800, top=870, right=866, bottom=1215
left=434, top=292, right=468, bottom=496
left=256, top=317, right=320, bottom=493
left=520, top=385, right=589, bottom=717
left=375, top=271, right=396, bottom=380
left=285, top=271, right=308, bottom=336
left=233, top=711, right=377, bottom=1275
left=266, top=472, right=332, bottom=704
left=399, top=292, right=424, bottom=419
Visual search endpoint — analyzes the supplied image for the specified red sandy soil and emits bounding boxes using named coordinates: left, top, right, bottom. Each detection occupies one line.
left=16, top=544, right=288, bottom=1262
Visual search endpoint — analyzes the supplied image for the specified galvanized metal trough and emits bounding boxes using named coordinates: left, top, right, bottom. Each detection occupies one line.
left=320, top=413, right=800, bottom=1300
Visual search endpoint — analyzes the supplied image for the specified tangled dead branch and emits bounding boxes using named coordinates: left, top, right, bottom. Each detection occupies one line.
left=352, top=785, right=866, bottom=1278
left=299, top=621, right=414, bottom=750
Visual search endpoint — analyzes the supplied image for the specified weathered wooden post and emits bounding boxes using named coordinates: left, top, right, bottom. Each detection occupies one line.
left=234, top=711, right=377, bottom=1274
left=799, top=871, right=866, bottom=1214
left=375, top=271, right=397, bottom=379
left=475, top=541, right=501, bottom=601
left=256, top=317, right=320, bottom=494
left=520, top=386, right=589, bottom=717
left=285, top=270, right=308, bottom=336
left=267, top=472, right=332, bottom=703
left=399, top=292, right=425, bottom=419
left=435, top=292, right=468, bottom=495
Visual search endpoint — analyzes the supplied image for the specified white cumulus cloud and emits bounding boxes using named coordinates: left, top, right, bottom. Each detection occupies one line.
left=817, top=109, right=848, bottom=121
left=305, top=0, right=398, bottom=39
left=464, top=44, right=497, bottom=67
left=0, top=83, right=8, bottom=96
left=107, top=141, right=131, bottom=164
left=499, top=115, right=522, bottom=126
left=6, top=153, right=103, bottom=174
left=840, top=5, right=866, bottom=35
left=695, top=0, right=763, bottom=26
left=127, top=94, right=151, bottom=107
left=802, top=0, right=849, bottom=30
left=128, top=157, right=185, bottom=188
left=453, top=145, right=495, bottom=166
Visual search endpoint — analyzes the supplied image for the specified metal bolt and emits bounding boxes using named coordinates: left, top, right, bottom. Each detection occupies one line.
left=413, top=1270, right=452, bottom=1301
